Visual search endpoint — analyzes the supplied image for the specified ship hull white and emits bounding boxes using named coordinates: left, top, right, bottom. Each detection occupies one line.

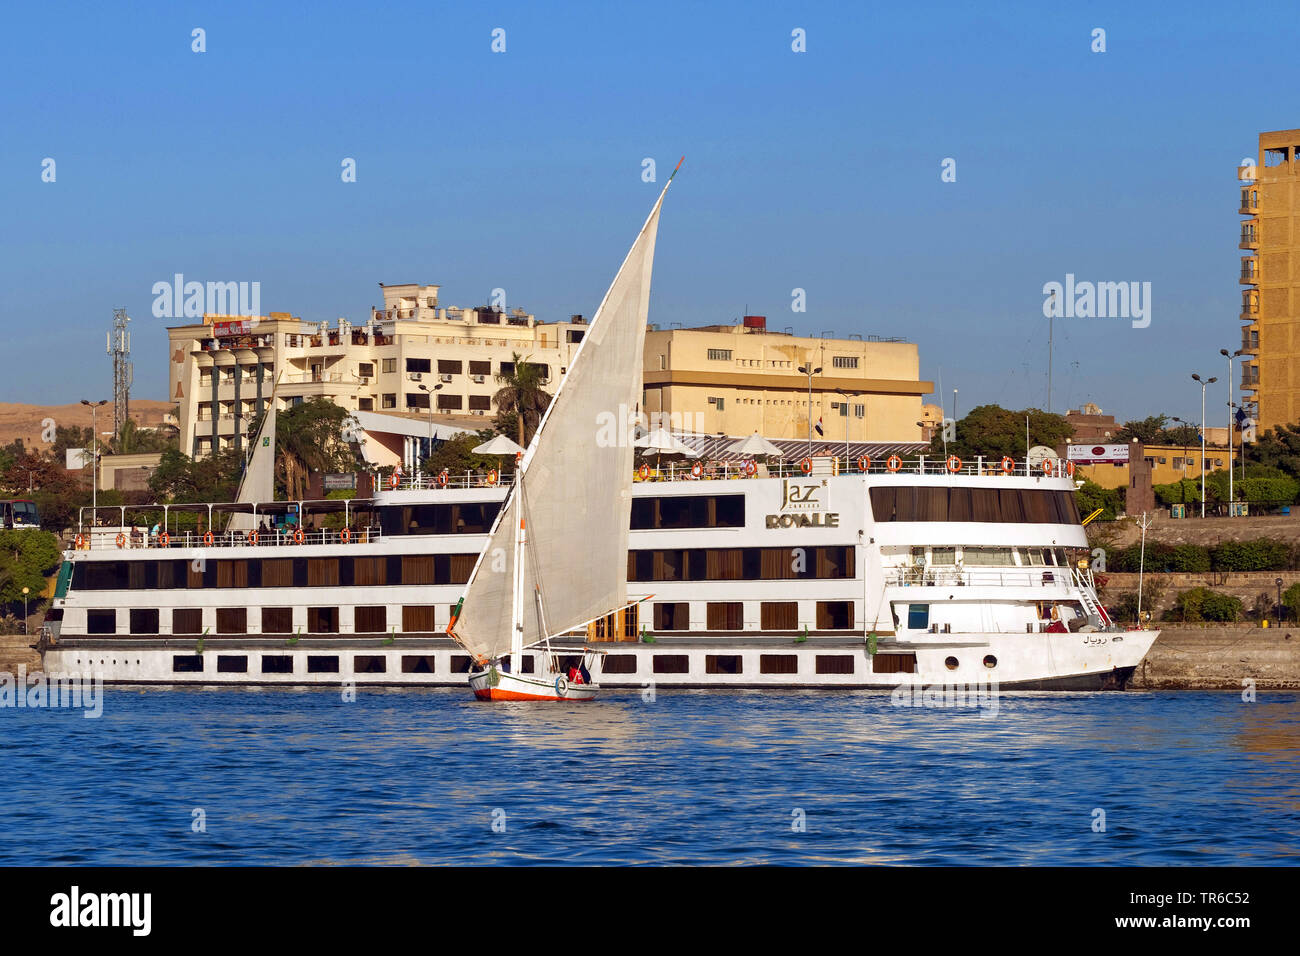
left=466, top=667, right=599, bottom=701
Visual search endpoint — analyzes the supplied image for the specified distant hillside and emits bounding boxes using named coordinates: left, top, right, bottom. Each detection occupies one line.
left=0, top=400, right=176, bottom=450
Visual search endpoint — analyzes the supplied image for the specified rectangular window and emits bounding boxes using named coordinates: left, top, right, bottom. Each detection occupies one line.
left=216, top=655, right=248, bottom=673
left=437, top=393, right=463, bottom=410
left=816, top=654, right=856, bottom=674
left=401, top=655, right=437, bottom=673
left=358, top=362, right=374, bottom=378
left=654, top=602, right=690, bottom=631
left=308, top=607, right=339, bottom=633
left=261, top=655, right=293, bottom=674
left=382, top=394, right=396, bottom=409
left=468, top=394, right=491, bottom=410
left=173, top=608, right=202, bottom=634
left=308, top=559, right=340, bottom=587
left=600, top=655, right=637, bottom=675
left=358, top=398, right=373, bottom=411
left=760, top=654, right=798, bottom=674
left=172, top=655, right=204, bottom=673
left=406, top=357, right=431, bottom=373
left=469, top=360, right=491, bottom=376
left=87, top=609, right=116, bottom=634
left=760, top=602, right=799, bottom=630
left=706, top=602, right=744, bottom=630
left=437, top=359, right=462, bottom=374
left=307, top=656, right=340, bottom=673
left=354, top=655, right=387, bottom=674
left=261, top=559, right=293, bottom=588
left=705, top=654, right=743, bottom=674
left=129, top=608, right=159, bottom=635
left=261, top=607, right=293, bottom=634
left=706, top=349, right=733, bottom=361
left=873, top=653, right=917, bottom=674
left=832, top=356, right=859, bottom=368
left=216, top=608, right=248, bottom=634
left=449, top=655, right=474, bottom=673
left=907, top=604, right=929, bottom=630
left=652, top=655, right=689, bottom=674
left=354, top=606, right=386, bottom=633
left=382, top=358, right=397, bottom=373
left=402, top=605, right=437, bottom=632
left=402, top=556, right=435, bottom=585
left=353, top=557, right=387, bottom=586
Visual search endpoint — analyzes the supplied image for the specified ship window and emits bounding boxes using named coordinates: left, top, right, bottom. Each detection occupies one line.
left=86, top=609, right=116, bottom=634
left=816, top=601, right=854, bottom=630
left=261, top=655, right=293, bottom=673
left=217, top=608, right=247, bottom=634
left=816, top=655, right=855, bottom=674
left=931, top=547, right=957, bottom=565
left=1024, top=548, right=1047, bottom=566
left=654, top=602, right=690, bottom=631
left=907, top=604, right=929, bottom=630
left=402, top=605, right=437, bottom=632
left=217, top=655, right=248, bottom=673
left=761, top=601, right=799, bottom=630
left=984, top=655, right=998, bottom=669
left=869, top=487, right=1081, bottom=524
left=354, top=557, right=387, bottom=585
left=308, top=559, right=340, bottom=587
left=706, top=602, right=744, bottom=630
left=172, top=655, right=204, bottom=673
left=354, top=655, right=386, bottom=673
left=401, top=655, right=437, bottom=673
left=601, top=655, right=637, bottom=674
left=945, top=656, right=959, bottom=670
left=261, top=559, right=293, bottom=587
left=630, top=495, right=745, bottom=530
left=261, top=607, right=293, bottom=634
left=519, top=655, right=535, bottom=674
left=872, top=653, right=917, bottom=674
left=652, top=655, right=689, bottom=673
left=760, top=654, right=798, bottom=674
left=402, top=556, right=435, bottom=584
left=216, top=560, right=249, bottom=588
left=308, top=607, right=338, bottom=633
left=449, top=655, right=474, bottom=673
left=962, top=547, right=1015, bottom=566
left=355, top=606, right=386, bottom=633
left=173, top=608, right=203, bottom=634
left=307, top=656, right=340, bottom=673
left=129, top=608, right=159, bottom=635
left=706, top=654, right=743, bottom=674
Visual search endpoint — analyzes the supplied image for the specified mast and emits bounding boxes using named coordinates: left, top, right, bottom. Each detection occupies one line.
left=509, top=464, right=525, bottom=673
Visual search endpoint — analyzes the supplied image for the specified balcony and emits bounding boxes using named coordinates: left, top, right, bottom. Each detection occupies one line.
left=1240, top=257, right=1259, bottom=284
left=1240, top=221, right=1259, bottom=249
left=1242, top=327, right=1260, bottom=353
left=1240, top=292, right=1259, bottom=321
left=1238, top=164, right=1259, bottom=182
left=1239, top=188, right=1260, bottom=215
left=1242, top=366, right=1260, bottom=390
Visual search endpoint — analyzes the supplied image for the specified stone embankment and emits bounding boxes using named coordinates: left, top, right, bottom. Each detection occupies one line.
left=1128, top=626, right=1300, bottom=690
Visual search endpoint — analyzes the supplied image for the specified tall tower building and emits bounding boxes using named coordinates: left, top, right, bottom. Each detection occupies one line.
left=1239, top=129, right=1300, bottom=431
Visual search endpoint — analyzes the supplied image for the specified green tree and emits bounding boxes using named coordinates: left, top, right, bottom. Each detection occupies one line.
left=423, top=430, right=503, bottom=476
left=270, top=398, right=360, bottom=500
left=148, top=447, right=243, bottom=503
left=1114, top=414, right=1168, bottom=444
left=494, top=352, right=552, bottom=447
left=928, top=404, right=1072, bottom=461
left=1245, top=421, right=1300, bottom=478
left=1075, top=479, right=1123, bottom=520
left=111, top=418, right=177, bottom=455
left=1165, top=587, right=1243, bottom=623
left=0, top=529, right=62, bottom=618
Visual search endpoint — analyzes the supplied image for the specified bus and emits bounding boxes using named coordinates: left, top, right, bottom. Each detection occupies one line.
left=1, top=499, right=40, bottom=530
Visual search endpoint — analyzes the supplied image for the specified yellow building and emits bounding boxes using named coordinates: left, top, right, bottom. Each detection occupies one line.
left=1238, top=129, right=1300, bottom=430
left=641, top=318, right=934, bottom=442
left=1073, top=442, right=1232, bottom=490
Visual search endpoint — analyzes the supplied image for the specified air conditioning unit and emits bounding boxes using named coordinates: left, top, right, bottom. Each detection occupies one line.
left=472, top=409, right=485, bottom=416
left=440, top=374, right=454, bottom=383
left=407, top=372, right=423, bottom=381
left=471, top=374, right=485, bottom=383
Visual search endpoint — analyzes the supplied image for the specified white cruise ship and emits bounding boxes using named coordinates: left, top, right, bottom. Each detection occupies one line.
left=40, top=456, right=1156, bottom=690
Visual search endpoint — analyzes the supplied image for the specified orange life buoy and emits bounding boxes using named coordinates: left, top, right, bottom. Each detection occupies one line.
left=75, top=534, right=85, bottom=549
left=1042, top=459, right=1055, bottom=477
left=691, top=460, right=704, bottom=478
left=437, top=470, right=449, bottom=487
left=487, top=469, right=499, bottom=486
left=340, top=527, right=351, bottom=543
left=1066, top=461, right=1076, bottom=477
left=886, top=455, right=902, bottom=472
left=293, top=528, right=305, bottom=544
left=1001, top=456, right=1014, bottom=474
left=857, top=455, right=871, bottom=472
left=638, top=463, right=650, bottom=480
left=160, top=531, right=169, bottom=547
left=947, top=455, right=962, bottom=473
left=744, top=459, right=757, bottom=476
left=799, top=457, right=813, bottom=474
left=247, top=530, right=258, bottom=545
left=115, top=533, right=126, bottom=548
left=388, top=472, right=401, bottom=488
left=203, top=531, right=214, bottom=546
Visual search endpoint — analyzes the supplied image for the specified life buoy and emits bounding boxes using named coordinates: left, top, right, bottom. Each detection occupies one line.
left=743, top=459, right=757, bottom=476
left=1066, top=461, right=1076, bottom=477
left=388, top=473, right=401, bottom=488
left=340, top=527, right=351, bottom=543
left=74, top=534, right=85, bottom=549
left=554, top=675, right=569, bottom=697
left=1001, top=456, right=1014, bottom=475
left=293, top=529, right=305, bottom=544
left=115, top=533, right=126, bottom=548
left=437, top=470, right=449, bottom=487
left=691, top=461, right=704, bottom=478
left=202, top=531, right=214, bottom=546
left=857, top=455, right=871, bottom=472
left=160, top=532, right=169, bottom=547
left=1042, top=459, right=1055, bottom=477
left=638, top=463, right=650, bottom=480
left=247, top=530, right=258, bottom=545
left=947, top=455, right=962, bottom=473
left=486, top=469, right=499, bottom=486
left=799, top=457, right=813, bottom=474
left=886, top=455, right=902, bottom=473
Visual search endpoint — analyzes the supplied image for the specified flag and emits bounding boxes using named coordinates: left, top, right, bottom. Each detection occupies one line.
left=814, top=416, right=823, bottom=436
left=1235, top=406, right=1247, bottom=425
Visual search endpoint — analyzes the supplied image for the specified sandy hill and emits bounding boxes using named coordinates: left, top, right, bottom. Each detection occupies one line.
left=0, top=400, right=176, bottom=450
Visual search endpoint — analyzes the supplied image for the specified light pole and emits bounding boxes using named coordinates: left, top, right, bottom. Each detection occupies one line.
left=80, top=399, right=107, bottom=529
left=1190, top=373, right=1217, bottom=518
left=416, top=383, right=443, bottom=473
left=21, top=586, right=29, bottom=634
left=1276, top=577, right=1284, bottom=629
left=797, top=361, right=822, bottom=459
left=1220, top=349, right=1245, bottom=516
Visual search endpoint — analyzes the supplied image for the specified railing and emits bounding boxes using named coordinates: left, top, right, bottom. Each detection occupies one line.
left=889, top=566, right=1089, bottom=589
left=73, top=527, right=383, bottom=551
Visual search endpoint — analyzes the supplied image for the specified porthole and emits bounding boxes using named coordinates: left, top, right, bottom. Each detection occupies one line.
left=983, top=655, right=997, bottom=669
left=944, top=656, right=959, bottom=670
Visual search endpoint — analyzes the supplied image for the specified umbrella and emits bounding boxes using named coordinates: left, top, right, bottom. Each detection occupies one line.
left=725, top=432, right=784, bottom=458
left=634, top=427, right=699, bottom=457
left=473, top=434, right=525, bottom=456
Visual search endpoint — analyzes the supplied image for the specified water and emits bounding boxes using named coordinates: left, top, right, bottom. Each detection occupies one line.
left=2, top=688, right=1298, bottom=865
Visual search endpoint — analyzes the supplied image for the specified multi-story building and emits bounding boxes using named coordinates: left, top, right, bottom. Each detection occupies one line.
left=1238, top=129, right=1300, bottom=431
left=168, top=283, right=588, bottom=460
left=642, top=316, right=933, bottom=442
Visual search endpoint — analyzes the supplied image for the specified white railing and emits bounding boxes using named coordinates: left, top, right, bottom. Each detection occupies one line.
left=72, top=527, right=383, bottom=551
left=890, top=566, right=1082, bottom=589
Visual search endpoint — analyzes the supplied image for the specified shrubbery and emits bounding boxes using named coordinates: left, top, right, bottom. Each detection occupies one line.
left=1163, top=587, right=1243, bottom=623
left=1105, top=537, right=1300, bottom=573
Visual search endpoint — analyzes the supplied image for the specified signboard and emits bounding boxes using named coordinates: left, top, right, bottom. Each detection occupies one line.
left=766, top=479, right=839, bottom=528
left=323, top=473, right=356, bottom=491
left=1067, top=444, right=1130, bottom=465
left=65, top=447, right=90, bottom=469
left=213, top=320, right=253, bottom=337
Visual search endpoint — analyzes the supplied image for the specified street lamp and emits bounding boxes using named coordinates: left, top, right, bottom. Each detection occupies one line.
left=1190, top=374, right=1217, bottom=518
left=79, top=399, right=107, bottom=531
left=1276, top=577, right=1284, bottom=629
left=21, top=586, right=29, bottom=635
left=416, top=383, right=444, bottom=474
left=1220, top=349, right=1245, bottom=515
left=797, top=362, right=822, bottom=459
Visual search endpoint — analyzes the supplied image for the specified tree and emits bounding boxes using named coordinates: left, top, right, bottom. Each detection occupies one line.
left=1245, top=422, right=1300, bottom=479
left=494, top=352, right=552, bottom=447
left=1075, top=479, right=1123, bottom=521
left=111, top=418, right=177, bottom=455
left=929, top=404, right=1072, bottom=461
left=148, top=448, right=243, bottom=503
left=0, top=529, right=62, bottom=618
left=1114, top=414, right=1168, bottom=444
left=271, top=399, right=360, bottom=500
left=422, top=430, right=502, bottom=477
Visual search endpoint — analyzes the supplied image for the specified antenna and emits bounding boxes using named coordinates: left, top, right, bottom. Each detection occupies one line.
left=108, top=308, right=133, bottom=435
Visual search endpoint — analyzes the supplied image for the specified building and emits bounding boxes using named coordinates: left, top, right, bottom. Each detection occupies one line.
left=641, top=317, right=934, bottom=442
left=1238, top=129, right=1300, bottom=431
left=1070, top=441, right=1231, bottom=490
left=167, top=284, right=588, bottom=460
left=1065, top=404, right=1117, bottom=443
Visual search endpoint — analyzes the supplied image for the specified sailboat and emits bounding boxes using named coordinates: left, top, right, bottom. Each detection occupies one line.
left=448, top=163, right=680, bottom=701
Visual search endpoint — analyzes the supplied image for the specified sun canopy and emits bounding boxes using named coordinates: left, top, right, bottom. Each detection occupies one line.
left=472, top=434, right=526, bottom=456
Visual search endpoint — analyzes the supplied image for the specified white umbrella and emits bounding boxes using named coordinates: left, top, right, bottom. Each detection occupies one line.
left=473, top=434, right=525, bottom=456
left=725, top=432, right=784, bottom=457
left=635, top=427, right=699, bottom=457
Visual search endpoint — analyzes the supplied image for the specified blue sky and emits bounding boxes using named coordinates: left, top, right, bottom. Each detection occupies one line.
left=1, top=0, right=1292, bottom=429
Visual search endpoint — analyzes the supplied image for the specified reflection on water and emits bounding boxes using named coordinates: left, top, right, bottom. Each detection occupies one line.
left=2, top=687, right=1298, bottom=865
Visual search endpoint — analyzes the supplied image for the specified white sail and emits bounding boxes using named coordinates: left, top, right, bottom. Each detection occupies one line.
left=227, top=397, right=277, bottom=531
left=450, top=182, right=673, bottom=663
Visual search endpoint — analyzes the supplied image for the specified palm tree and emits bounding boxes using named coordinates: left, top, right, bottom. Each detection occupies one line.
left=494, top=352, right=552, bottom=447
left=264, top=399, right=358, bottom=500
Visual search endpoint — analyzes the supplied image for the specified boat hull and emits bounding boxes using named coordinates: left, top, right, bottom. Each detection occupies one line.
left=467, top=667, right=599, bottom=701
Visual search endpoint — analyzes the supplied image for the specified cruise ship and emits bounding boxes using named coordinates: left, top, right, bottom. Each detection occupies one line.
left=40, top=455, right=1157, bottom=690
